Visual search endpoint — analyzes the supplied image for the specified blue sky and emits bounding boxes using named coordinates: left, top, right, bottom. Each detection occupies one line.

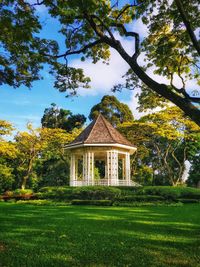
left=1, top=1, right=199, bottom=134
left=0, top=78, right=132, bottom=132
left=0, top=2, right=137, bottom=133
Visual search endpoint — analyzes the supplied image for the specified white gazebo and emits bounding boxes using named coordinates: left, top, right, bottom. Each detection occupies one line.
left=65, top=114, right=137, bottom=186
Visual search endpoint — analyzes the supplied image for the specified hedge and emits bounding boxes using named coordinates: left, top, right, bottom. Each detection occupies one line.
left=137, top=186, right=200, bottom=200
left=70, top=186, right=121, bottom=200
left=116, top=195, right=165, bottom=202
left=37, top=186, right=121, bottom=201
left=37, top=186, right=73, bottom=200
left=71, top=199, right=112, bottom=206
left=1, top=186, right=199, bottom=205
left=2, top=189, right=34, bottom=201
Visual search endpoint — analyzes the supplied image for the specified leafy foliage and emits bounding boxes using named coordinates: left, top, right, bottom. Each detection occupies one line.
left=187, top=143, right=200, bottom=187
left=41, top=103, right=86, bottom=132
left=1, top=1, right=200, bottom=124
left=14, top=124, right=81, bottom=189
left=118, top=106, right=200, bottom=186
left=89, top=95, right=134, bottom=126
left=0, top=164, right=14, bottom=193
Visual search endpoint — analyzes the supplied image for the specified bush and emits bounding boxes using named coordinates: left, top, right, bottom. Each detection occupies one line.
left=113, top=201, right=183, bottom=207
left=71, top=199, right=112, bottom=206
left=71, top=186, right=121, bottom=200
left=37, top=186, right=73, bottom=200
left=137, top=186, right=200, bottom=201
left=2, top=189, right=34, bottom=201
left=116, top=195, right=165, bottom=202
left=17, top=200, right=53, bottom=205
left=37, top=186, right=121, bottom=201
left=13, top=189, right=33, bottom=196
left=32, top=185, right=200, bottom=205
left=178, top=198, right=200, bottom=204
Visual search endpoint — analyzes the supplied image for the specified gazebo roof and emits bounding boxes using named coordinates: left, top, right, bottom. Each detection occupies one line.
left=66, top=114, right=136, bottom=152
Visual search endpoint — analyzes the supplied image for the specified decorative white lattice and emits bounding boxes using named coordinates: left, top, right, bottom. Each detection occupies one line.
left=107, top=150, right=118, bottom=185
left=70, top=154, right=76, bottom=186
left=83, top=152, right=94, bottom=185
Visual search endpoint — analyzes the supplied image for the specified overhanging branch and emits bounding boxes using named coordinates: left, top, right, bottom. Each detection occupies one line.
left=115, top=4, right=136, bottom=20
left=111, top=22, right=139, bottom=59
left=175, top=0, right=200, bottom=56
left=45, top=39, right=104, bottom=59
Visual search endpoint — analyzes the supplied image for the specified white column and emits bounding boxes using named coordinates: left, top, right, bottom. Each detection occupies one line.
left=122, top=158, right=125, bottom=180
left=70, top=154, right=76, bottom=186
left=83, top=151, right=94, bottom=185
left=107, top=150, right=118, bottom=186
left=125, top=152, right=131, bottom=185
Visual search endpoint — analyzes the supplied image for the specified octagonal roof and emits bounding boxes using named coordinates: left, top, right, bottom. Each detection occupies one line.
left=65, top=114, right=136, bottom=152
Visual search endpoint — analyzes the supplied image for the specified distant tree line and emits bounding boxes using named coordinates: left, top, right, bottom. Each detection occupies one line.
left=0, top=95, right=199, bottom=193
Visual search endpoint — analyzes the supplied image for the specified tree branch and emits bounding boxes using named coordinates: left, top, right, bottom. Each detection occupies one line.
left=115, top=4, right=136, bottom=20
left=175, top=0, right=200, bottom=56
left=45, top=39, right=104, bottom=58
left=111, top=22, right=139, bottom=59
left=107, top=38, right=200, bottom=126
left=30, top=0, right=45, bottom=6
left=91, top=15, right=115, bottom=40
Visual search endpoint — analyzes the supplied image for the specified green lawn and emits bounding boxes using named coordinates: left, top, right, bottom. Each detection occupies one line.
left=0, top=203, right=200, bottom=267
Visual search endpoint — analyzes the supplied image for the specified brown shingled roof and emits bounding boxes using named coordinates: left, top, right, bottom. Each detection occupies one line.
left=68, top=114, right=134, bottom=147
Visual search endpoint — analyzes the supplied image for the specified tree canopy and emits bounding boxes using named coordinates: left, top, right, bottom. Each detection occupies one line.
left=118, top=106, right=200, bottom=186
left=89, top=95, right=134, bottom=126
left=0, top=1, right=200, bottom=125
left=41, top=103, right=86, bottom=132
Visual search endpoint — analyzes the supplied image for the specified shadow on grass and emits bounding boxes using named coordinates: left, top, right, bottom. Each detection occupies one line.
left=0, top=203, right=200, bottom=267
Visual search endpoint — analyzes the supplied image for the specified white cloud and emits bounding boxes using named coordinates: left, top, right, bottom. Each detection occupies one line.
left=124, top=88, right=145, bottom=119
left=131, top=18, right=148, bottom=39
left=71, top=48, right=130, bottom=96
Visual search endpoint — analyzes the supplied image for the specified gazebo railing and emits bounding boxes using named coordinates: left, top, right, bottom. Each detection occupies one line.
left=70, top=179, right=140, bottom=187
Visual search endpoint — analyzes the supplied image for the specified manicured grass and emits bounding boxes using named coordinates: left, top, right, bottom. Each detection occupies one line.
left=0, top=203, right=200, bottom=267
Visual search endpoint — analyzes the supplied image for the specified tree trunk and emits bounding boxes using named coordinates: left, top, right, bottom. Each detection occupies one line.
left=21, top=158, right=34, bottom=190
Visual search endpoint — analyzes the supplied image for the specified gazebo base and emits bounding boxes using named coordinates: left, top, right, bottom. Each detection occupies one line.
left=70, top=179, right=140, bottom=187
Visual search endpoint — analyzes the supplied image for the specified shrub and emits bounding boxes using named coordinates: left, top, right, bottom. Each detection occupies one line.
left=180, top=189, right=200, bottom=200
left=70, top=186, right=121, bottom=200
left=37, top=186, right=121, bottom=201
left=13, top=189, right=34, bottom=200
left=2, top=189, right=34, bottom=201
left=17, top=200, right=53, bottom=205
left=71, top=199, right=112, bottom=206
left=13, top=189, right=33, bottom=195
left=137, top=186, right=200, bottom=201
left=37, top=186, right=73, bottom=200
left=116, top=195, right=165, bottom=202
left=178, top=198, right=200, bottom=204
left=113, top=201, right=183, bottom=207
left=34, top=185, right=200, bottom=204
left=4, top=190, right=14, bottom=197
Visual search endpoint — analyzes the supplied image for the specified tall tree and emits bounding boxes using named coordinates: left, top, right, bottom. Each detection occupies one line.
left=14, top=124, right=78, bottom=189
left=89, top=95, right=134, bottom=126
left=118, top=107, right=200, bottom=186
left=187, top=154, right=200, bottom=188
left=187, top=134, right=200, bottom=187
left=0, top=120, right=17, bottom=192
left=1, top=1, right=200, bottom=125
left=41, top=103, right=86, bottom=132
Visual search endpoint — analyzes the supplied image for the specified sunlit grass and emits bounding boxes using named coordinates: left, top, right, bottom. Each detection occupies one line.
left=0, top=203, right=200, bottom=267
